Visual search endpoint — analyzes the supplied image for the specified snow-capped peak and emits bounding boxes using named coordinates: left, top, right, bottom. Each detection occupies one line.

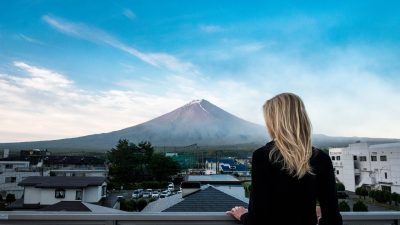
left=186, top=99, right=208, bottom=113
left=188, top=99, right=203, bottom=105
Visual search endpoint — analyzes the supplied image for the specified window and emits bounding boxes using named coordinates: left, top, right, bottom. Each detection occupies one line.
left=55, top=189, right=65, bottom=198
left=5, top=164, right=12, bottom=169
left=380, top=155, right=387, bottom=161
left=382, top=185, right=391, bottom=193
left=353, top=156, right=357, bottom=160
left=360, top=156, right=367, bottom=161
left=336, top=170, right=339, bottom=175
left=5, top=177, right=16, bottom=183
left=331, top=156, right=335, bottom=161
left=336, top=156, right=341, bottom=161
left=384, top=172, right=388, bottom=179
left=76, top=190, right=82, bottom=200
left=371, top=156, right=377, bottom=161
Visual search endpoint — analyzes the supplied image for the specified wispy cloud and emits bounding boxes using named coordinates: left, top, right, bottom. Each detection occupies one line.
left=232, top=42, right=268, bottom=53
left=42, top=15, right=198, bottom=75
left=17, top=34, right=44, bottom=45
left=199, top=24, right=224, bottom=33
left=122, top=8, right=136, bottom=20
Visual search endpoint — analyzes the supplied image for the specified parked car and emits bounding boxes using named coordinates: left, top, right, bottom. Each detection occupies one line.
left=167, top=183, right=174, bottom=192
left=160, top=190, right=171, bottom=198
left=151, top=190, right=160, bottom=198
left=337, top=191, right=349, bottom=199
left=132, top=189, right=143, bottom=198
left=142, top=191, right=151, bottom=198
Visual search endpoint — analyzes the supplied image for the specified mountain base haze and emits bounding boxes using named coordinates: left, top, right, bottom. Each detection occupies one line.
left=0, top=100, right=398, bottom=151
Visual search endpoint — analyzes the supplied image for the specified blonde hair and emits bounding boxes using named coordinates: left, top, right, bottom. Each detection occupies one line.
left=263, top=93, right=313, bottom=179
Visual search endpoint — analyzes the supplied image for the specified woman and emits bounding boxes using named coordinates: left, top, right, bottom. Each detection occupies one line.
left=227, top=93, right=342, bottom=225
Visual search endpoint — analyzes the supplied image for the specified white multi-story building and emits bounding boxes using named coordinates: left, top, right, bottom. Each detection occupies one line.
left=0, top=161, right=41, bottom=198
left=329, top=142, right=400, bottom=193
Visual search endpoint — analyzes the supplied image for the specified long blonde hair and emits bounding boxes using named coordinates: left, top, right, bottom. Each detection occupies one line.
left=263, top=93, right=313, bottom=179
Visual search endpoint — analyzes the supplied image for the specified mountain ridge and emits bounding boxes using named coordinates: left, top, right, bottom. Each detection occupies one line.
left=0, top=99, right=399, bottom=151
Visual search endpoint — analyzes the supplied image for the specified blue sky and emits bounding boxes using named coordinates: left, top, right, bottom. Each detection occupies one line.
left=1, top=1, right=400, bottom=141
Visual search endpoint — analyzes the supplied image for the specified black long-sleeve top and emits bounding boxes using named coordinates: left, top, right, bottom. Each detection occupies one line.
left=240, top=141, right=342, bottom=225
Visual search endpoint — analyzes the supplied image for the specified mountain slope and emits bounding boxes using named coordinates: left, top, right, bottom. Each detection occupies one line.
left=0, top=99, right=398, bottom=151
left=0, top=100, right=268, bottom=150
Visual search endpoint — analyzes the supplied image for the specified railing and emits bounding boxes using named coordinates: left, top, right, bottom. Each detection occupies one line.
left=0, top=212, right=399, bottom=225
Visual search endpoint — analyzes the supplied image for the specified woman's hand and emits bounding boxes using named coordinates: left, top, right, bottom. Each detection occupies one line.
left=226, top=206, right=248, bottom=221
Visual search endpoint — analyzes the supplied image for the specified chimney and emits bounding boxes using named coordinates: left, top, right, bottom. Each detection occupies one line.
left=181, top=181, right=201, bottom=198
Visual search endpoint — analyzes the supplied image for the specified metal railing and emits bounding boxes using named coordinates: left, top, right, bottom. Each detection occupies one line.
left=0, top=211, right=399, bottom=225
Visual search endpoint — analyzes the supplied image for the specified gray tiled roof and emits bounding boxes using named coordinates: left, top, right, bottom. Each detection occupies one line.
left=19, top=176, right=106, bottom=188
left=38, top=201, right=91, bottom=212
left=186, top=175, right=242, bottom=185
left=163, top=186, right=248, bottom=212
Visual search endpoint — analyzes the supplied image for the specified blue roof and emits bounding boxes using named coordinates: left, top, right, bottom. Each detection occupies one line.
left=220, top=164, right=247, bottom=172
left=206, top=158, right=235, bottom=164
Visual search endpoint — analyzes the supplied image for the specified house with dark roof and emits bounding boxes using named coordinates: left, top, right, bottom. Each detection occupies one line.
left=9, top=176, right=107, bottom=210
left=143, top=181, right=248, bottom=212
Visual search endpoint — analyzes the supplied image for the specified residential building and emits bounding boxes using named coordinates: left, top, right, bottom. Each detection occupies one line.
left=0, top=161, right=41, bottom=198
left=8, top=176, right=107, bottom=210
left=329, top=142, right=400, bottom=193
left=143, top=181, right=248, bottom=212
left=49, top=169, right=108, bottom=177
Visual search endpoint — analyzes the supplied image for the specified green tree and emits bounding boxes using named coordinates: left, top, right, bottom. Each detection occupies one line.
left=6, top=194, right=15, bottom=204
left=137, top=199, right=148, bottom=211
left=149, top=153, right=181, bottom=181
left=353, top=200, right=368, bottom=211
left=355, top=187, right=368, bottom=199
left=383, top=191, right=392, bottom=204
left=391, top=192, right=399, bottom=206
left=397, top=194, right=400, bottom=206
left=369, top=190, right=376, bottom=202
left=373, top=190, right=387, bottom=203
left=338, top=201, right=350, bottom=212
left=120, top=199, right=137, bottom=211
left=243, top=182, right=252, bottom=198
left=138, top=141, right=154, bottom=163
left=107, top=139, right=143, bottom=187
left=336, top=183, right=345, bottom=192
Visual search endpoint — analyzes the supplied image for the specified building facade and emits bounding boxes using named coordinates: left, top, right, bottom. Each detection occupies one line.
left=0, top=161, right=41, bottom=198
left=329, top=142, right=400, bottom=193
left=19, top=176, right=107, bottom=206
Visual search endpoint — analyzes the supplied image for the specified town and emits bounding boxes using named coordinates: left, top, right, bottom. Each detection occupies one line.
left=1, top=140, right=399, bottom=215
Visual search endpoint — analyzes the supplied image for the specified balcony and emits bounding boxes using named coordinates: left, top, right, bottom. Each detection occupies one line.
left=0, top=212, right=400, bottom=225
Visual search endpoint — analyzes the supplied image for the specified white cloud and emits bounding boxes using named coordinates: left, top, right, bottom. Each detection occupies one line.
left=0, top=62, right=185, bottom=142
left=42, top=15, right=198, bottom=75
left=232, top=42, right=268, bottom=53
left=17, top=34, right=44, bottom=45
left=199, top=24, right=224, bottom=33
left=1, top=46, right=400, bottom=143
left=122, top=8, right=136, bottom=20
left=13, top=61, right=73, bottom=90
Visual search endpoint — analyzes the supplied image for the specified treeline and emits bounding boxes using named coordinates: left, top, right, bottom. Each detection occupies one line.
left=107, top=139, right=180, bottom=189
left=357, top=187, right=400, bottom=205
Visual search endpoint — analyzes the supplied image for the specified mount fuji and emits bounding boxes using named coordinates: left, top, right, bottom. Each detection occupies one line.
left=0, top=100, right=268, bottom=150
left=1, top=99, right=398, bottom=151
